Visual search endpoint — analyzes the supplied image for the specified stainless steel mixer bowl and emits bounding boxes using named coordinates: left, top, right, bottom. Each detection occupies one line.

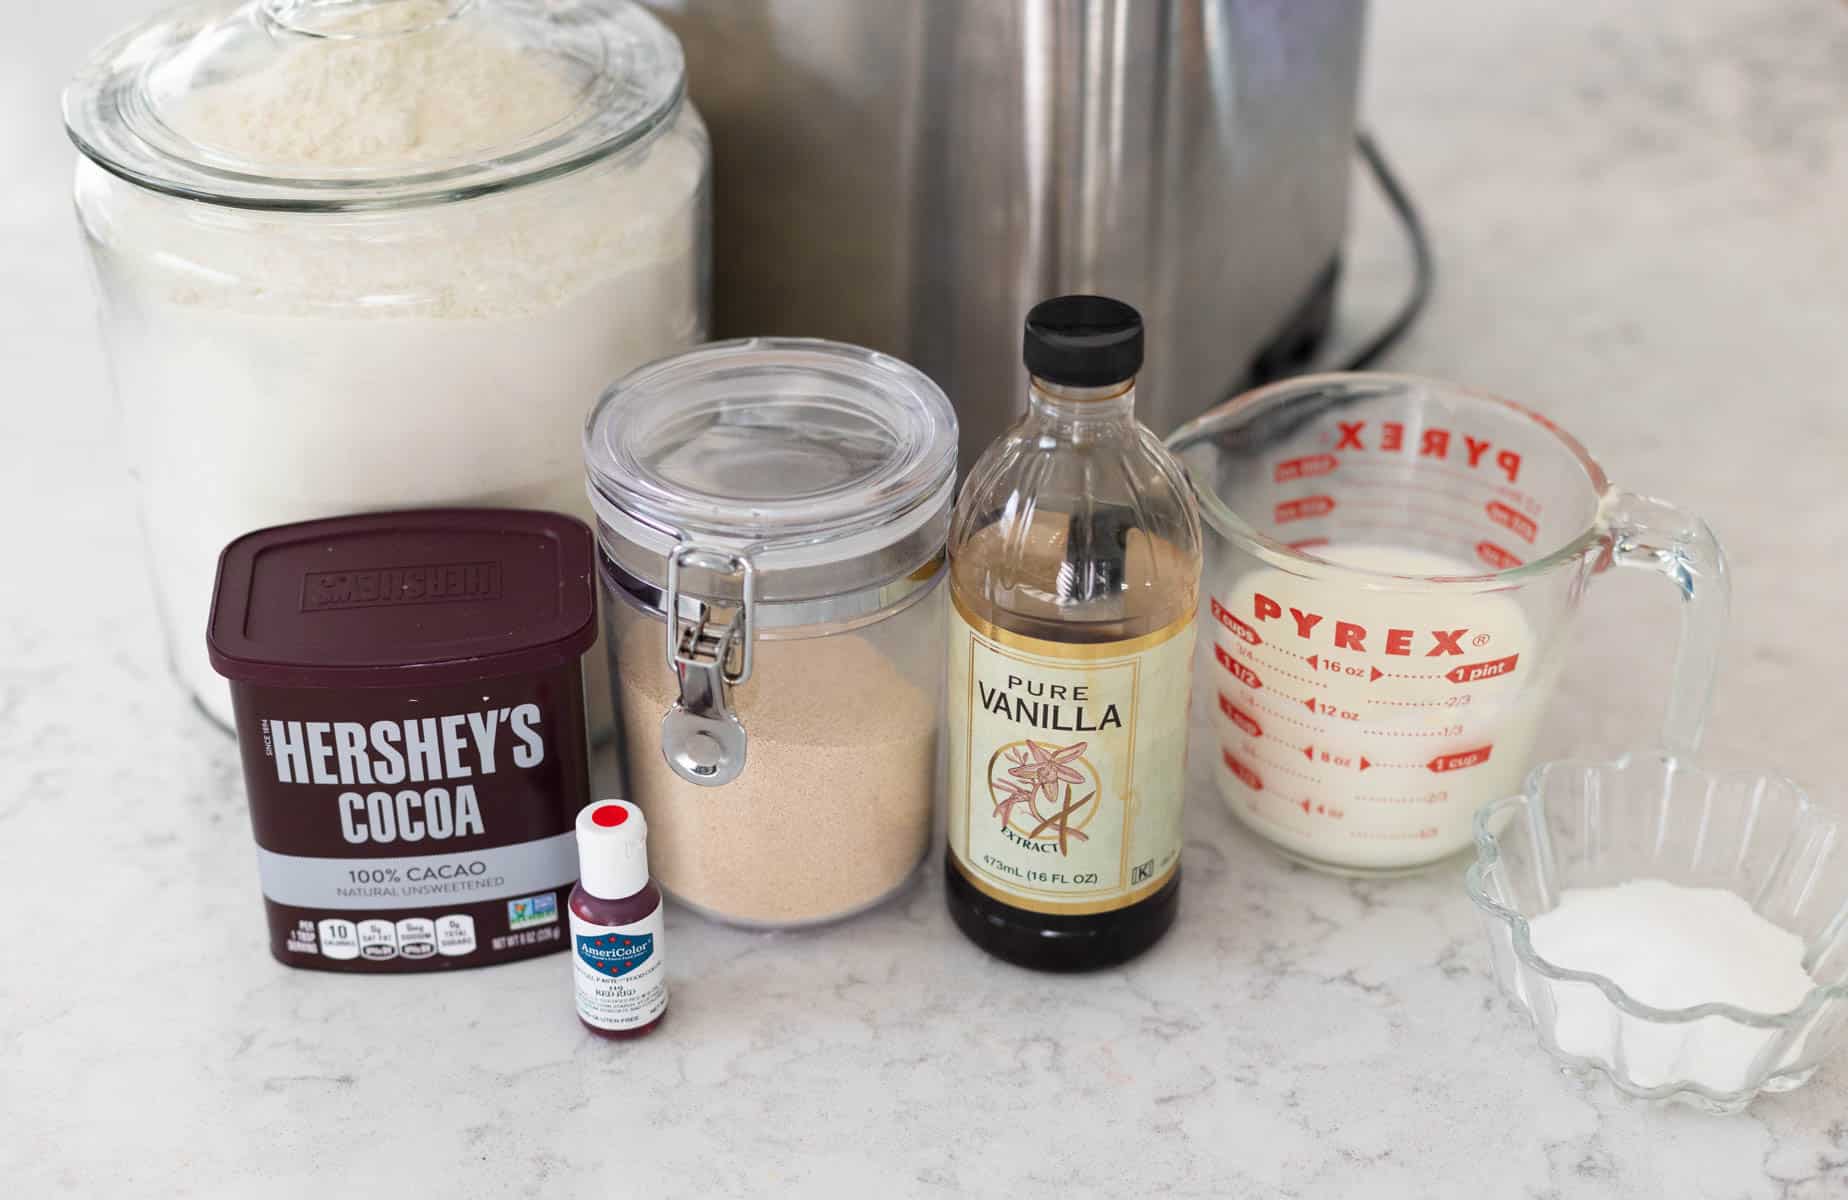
left=645, top=0, right=1369, bottom=466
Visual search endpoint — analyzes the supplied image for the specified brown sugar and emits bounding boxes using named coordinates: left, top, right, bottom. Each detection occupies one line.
left=615, top=612, right=938, bottom=925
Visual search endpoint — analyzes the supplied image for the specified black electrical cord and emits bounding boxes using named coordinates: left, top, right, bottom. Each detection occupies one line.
left=1339, top=130, right=1435, bottom=371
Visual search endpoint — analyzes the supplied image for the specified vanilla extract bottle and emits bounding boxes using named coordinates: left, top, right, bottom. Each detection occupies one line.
left=944, top=295, right=1203, bottom=971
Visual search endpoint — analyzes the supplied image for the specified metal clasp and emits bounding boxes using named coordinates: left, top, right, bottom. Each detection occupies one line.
left=659, top=545, right=757, bottom=787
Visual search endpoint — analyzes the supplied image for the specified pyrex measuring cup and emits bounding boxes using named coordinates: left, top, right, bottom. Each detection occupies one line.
left=1165, top=373, right=1727, bottom=874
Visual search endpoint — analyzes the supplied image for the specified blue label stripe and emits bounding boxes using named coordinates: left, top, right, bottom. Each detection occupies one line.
left=576, top=931, right=654, bottom=975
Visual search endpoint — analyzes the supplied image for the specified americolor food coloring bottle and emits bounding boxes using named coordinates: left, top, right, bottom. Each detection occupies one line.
left=569, top=801, right=667, bottom=1038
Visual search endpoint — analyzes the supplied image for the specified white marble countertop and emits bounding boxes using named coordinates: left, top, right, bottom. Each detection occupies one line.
left=6, top=1, right=1847, bottom=1196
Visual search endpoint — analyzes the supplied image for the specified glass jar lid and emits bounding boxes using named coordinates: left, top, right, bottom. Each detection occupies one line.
left=584, top=337, right=959, bottom=606
left=586, top=337, right=955, bottom=790
left=63, top=0, right=685, bottom=211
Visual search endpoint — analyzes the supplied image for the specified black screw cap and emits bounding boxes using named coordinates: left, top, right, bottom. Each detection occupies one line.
left=1022, top=294, right=1144, bottom=387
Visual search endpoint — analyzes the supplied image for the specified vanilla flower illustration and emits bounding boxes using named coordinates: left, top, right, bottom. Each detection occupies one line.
left=991, top=779, right=1037, bottom=824
left=1006, top=740, right=1089, bottom=805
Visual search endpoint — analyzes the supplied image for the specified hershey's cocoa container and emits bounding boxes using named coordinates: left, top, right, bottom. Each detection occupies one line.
left=208, top=509, right=597, bottom=973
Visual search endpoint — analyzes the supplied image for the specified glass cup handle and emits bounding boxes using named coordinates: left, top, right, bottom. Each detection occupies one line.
left=1599, top=489, right=1730, bottom=757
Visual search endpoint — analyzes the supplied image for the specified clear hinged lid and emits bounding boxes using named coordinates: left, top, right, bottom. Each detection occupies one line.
left=62, top=0, right=686, bottom=210
left=584, top=337, right=957, bottom=788
left=585, top=337, right=958, bottom=607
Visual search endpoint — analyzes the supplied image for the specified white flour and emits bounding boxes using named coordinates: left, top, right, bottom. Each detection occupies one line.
left=78, top=12, right=706, bottom=730
left=1528, top=878, right=1818, bottom=1093
left=169, top=1, right=583, bottom=170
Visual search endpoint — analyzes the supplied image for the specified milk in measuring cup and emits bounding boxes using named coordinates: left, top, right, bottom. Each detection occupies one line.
left=1208, top=543, right=1549, bottom=870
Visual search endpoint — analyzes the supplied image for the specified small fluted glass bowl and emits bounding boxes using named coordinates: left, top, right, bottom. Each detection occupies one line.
left=1466, top=753, right=1848, bottom=1113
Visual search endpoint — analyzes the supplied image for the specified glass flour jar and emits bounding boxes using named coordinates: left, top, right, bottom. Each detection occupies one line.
left=584, top=338, right=958, bottom=928
left=63, top=0, right=710, bottom=731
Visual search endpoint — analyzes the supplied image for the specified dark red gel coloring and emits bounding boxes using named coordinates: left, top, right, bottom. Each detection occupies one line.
left=568, top=879, right=666, bottom=1040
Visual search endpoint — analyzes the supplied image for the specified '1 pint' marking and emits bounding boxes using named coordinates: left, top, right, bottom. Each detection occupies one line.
left=1445, top=655, right=1519, bottom=684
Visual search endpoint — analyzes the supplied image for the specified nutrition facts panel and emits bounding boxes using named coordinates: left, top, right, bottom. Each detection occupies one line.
left=285, top=914, right=481, bottom=961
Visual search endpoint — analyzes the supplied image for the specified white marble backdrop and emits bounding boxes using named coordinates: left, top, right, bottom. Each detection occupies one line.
left=3, top=1, right=1845, bottom=1196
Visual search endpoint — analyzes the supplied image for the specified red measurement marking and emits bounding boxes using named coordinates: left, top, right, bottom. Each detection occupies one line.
left=1302, top=654, right=1385, bottom=682
left=1209, top=597, right=1262, bottom=646
left=1265, top=664, right=1327, bottom=689
left=1332, top=458, right=1533, bottom=497
left=1446, top=654, right=1519, bottom=684
left=1287, top=497, right=1494, bottom=537
left=1326, top=520, right=1483, bottom=543
left=1246, top=745, right=1321, bottom=783
left=1299, top=744, right=1374, bottom=772
left=1305, top=701, right=1361, bottom=722
left=1246, top=693, right=1318, bottom=729
left=1215, top=644, right=1263, bottom=689
left=1221, top=748, right=1263, bottom=791
left=1275, top=495, right=1336, bottom=524
left=1476, top=540, right=1523, bottom=570
left=1429, top=745, right=1493, bottom=772
left=1334, top=477, right=1486, bottom=510
left=1217, top=692, right=1263, bottom=738
left=1274, top=453, right=1338, bottom=483
left=1331, top=502, right=1489, bottom=535
left=1288, top=537, right=1331, bottom=551
left=1373, top=697, right=1447, bottom=707
left=1485, top=500, right=1538, bottom=544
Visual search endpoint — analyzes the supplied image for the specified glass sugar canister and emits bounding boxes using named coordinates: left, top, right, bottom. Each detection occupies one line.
left=63, top=0, right=709, bottom=732
left=584, top=338, right=958, bottom=928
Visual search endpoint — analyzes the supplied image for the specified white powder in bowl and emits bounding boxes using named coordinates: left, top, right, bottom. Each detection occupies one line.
left=76, top=15, right=706, bottom=731
left=1528, top=878, right=1820, bottom=1093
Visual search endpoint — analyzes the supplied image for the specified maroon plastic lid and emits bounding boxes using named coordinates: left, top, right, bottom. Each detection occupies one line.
left=208, top=509, right=597, bottom=690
